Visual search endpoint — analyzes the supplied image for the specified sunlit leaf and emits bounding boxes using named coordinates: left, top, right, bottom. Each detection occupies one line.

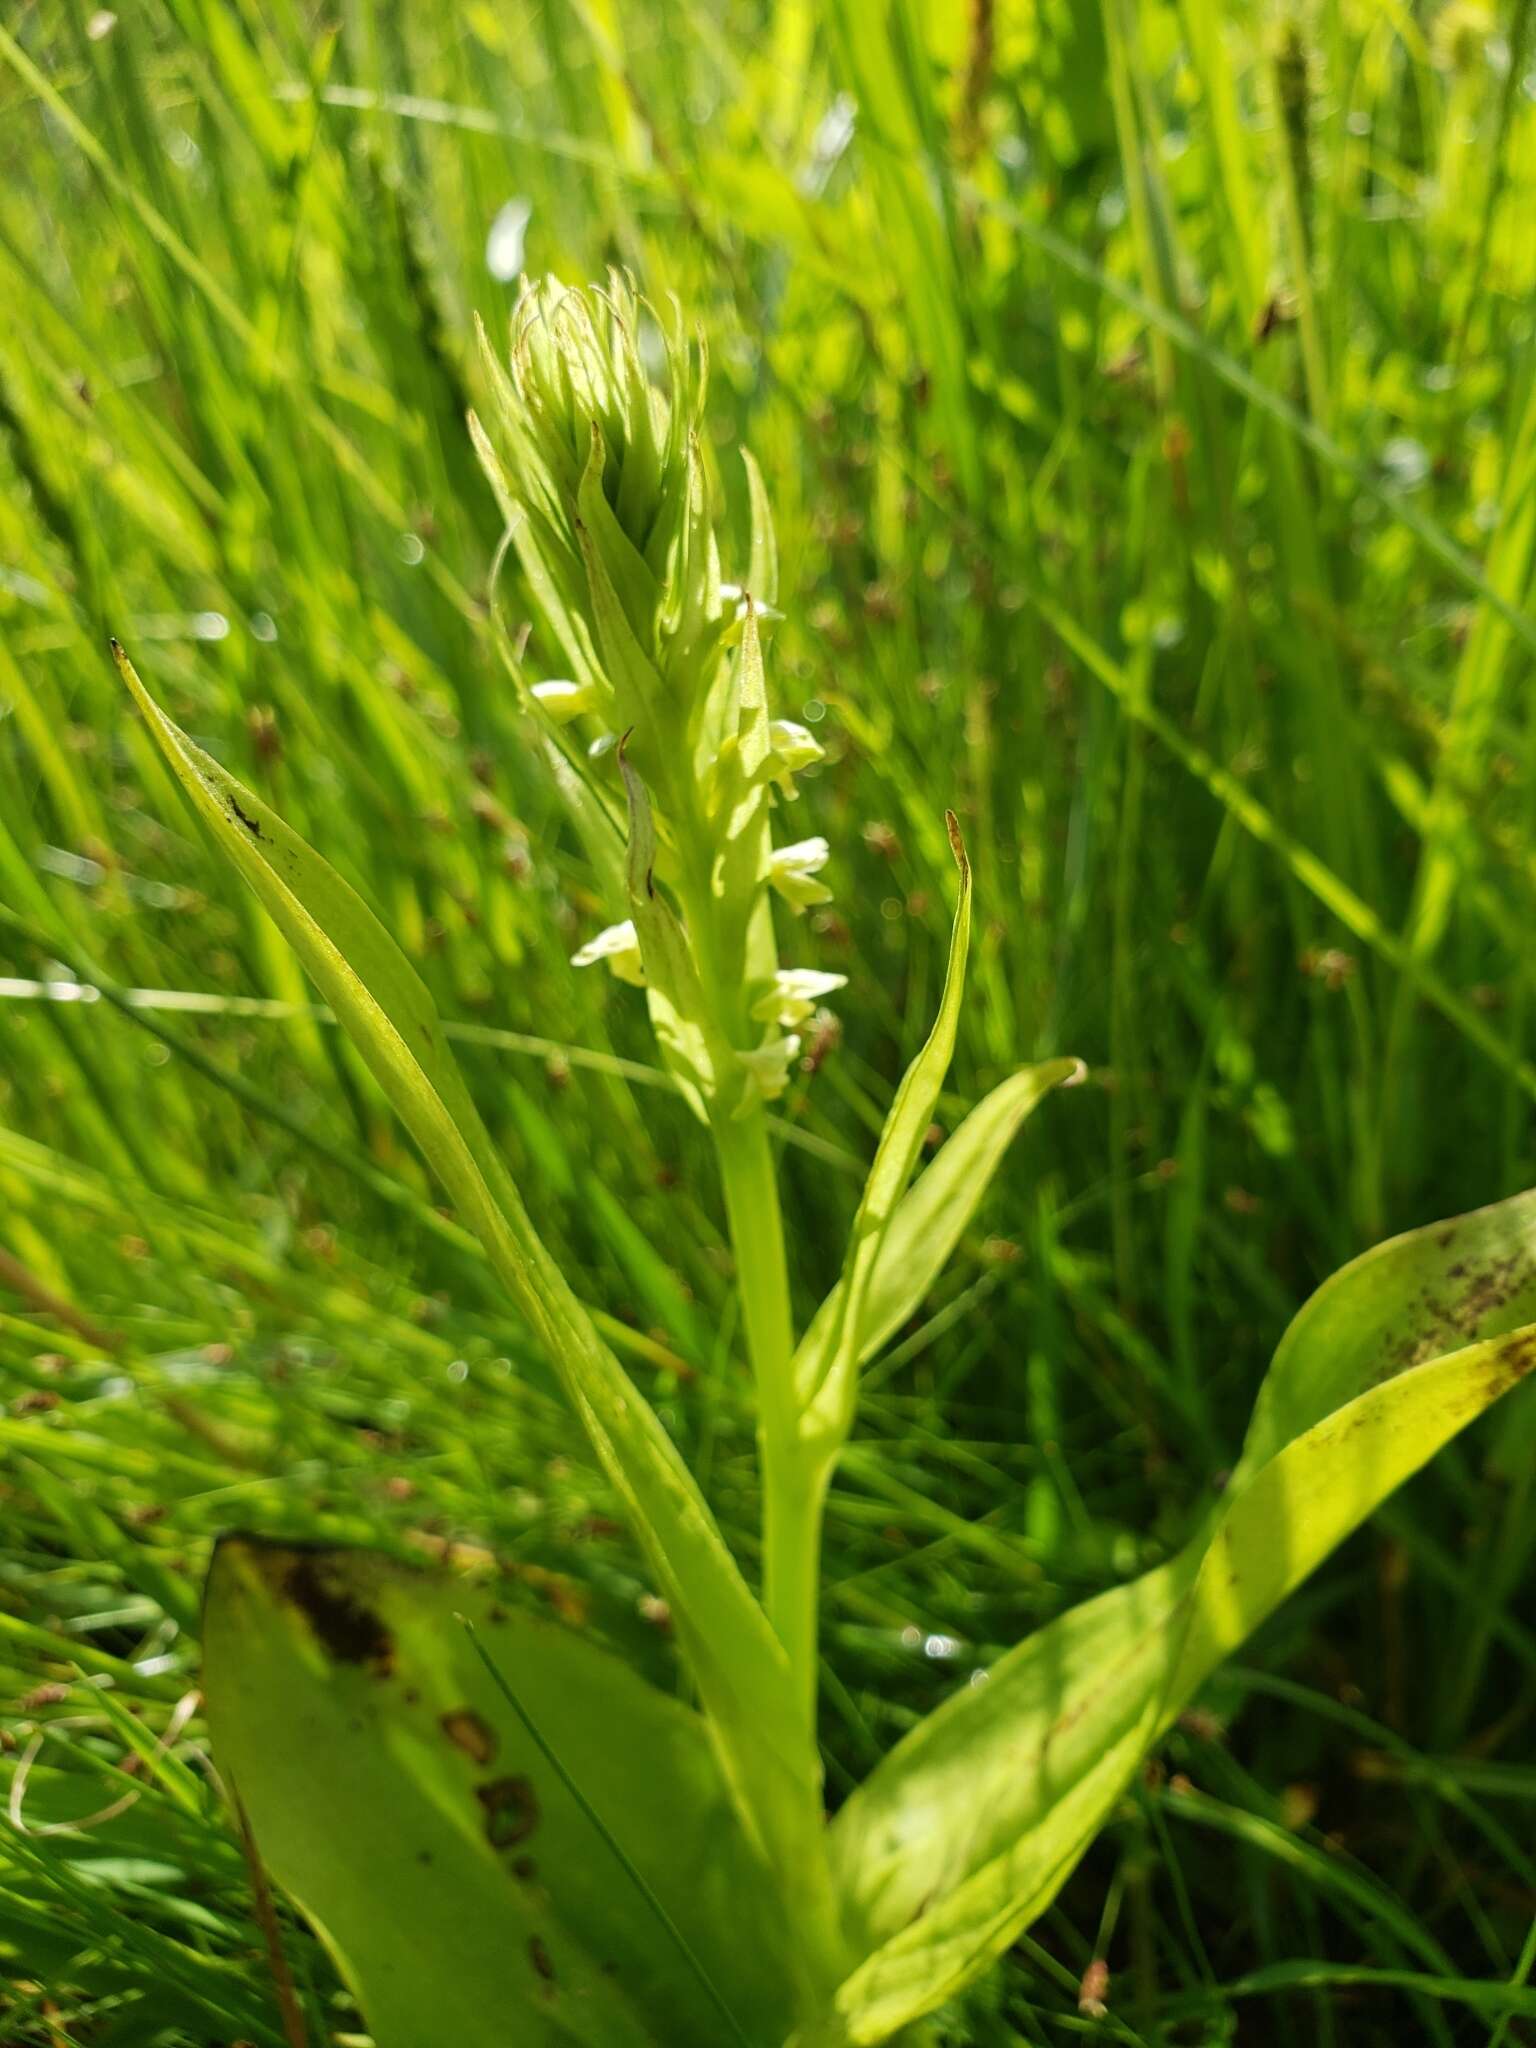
left=795, top=1058, right=1084, bottom=1386
left=796, top=815, right=972, bottom=1448
left=812, top=1192, right=1536, bottom=2044
left=112, top=644, right=841, bottom=1985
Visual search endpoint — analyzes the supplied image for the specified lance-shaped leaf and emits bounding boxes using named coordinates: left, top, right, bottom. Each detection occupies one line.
left=111, top=644, right=843, bottom=1993
left=203, top=1538, right=796, bottom=2048
left=742, top=447, right=779, bottom=612
left=794, top=1059, right=1084, bottom=1386
left=809, top=1192, right=1536, bottom=2045
left=796, top=817, right=972, bottom=1447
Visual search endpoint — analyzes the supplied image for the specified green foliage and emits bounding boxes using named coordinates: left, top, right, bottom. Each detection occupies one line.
left=203, top=1537, right=796, bottom=2046
left=111, top=636, right=843, bottom=2000
left=821, top=1201, right=1536, bottom=2040
left=5, top=3, right=1536, bottom=2044
left=130, top=614, right=1536, bottom=2038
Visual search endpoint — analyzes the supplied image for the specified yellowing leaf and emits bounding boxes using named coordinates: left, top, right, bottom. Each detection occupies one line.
left=812, top=1193, right=1536, bottom=2044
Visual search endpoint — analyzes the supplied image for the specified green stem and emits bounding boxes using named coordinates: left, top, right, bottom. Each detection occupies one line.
left=710, top=1103, right=821, bottom=1730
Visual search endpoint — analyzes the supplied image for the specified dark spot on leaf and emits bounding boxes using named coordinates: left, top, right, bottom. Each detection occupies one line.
left=1480, top=1330, right=1536, bottom=1404
left=478, top=1774, right=539, bottom=1847
left=417, top=1849, right=432, bottom=1866
left=529, top=1934, right=555, bottom=1983
left=512, top=1854, right=537, bottom=1881
left=227, top=794, right=263, bottom=840
left=283, top=1554, right=394, bottom=1674
left=441, top=1708, right=498, bottom=1765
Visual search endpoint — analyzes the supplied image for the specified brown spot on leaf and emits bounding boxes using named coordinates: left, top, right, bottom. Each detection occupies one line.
left=227, top=794, right=263, bottom=840
left=283, top=1554, right=394, bottom=1674
left=441, top=1708, right=497, bottom=1765
left=478, top=1774, right=539, bottom=1848
left=529, top=1934, right=555, bottom=1982
left=1479, top=1330, right=1536, bottom=1405
left=512, top=1854, right=537, bottom=1881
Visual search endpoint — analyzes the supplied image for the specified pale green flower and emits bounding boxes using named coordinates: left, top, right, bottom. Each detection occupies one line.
left=768, top=836, right=833, bottom=912
left=751, top=968, right=847, bottom=1029
left=531, top=678, right=601, bottom=723
left=763, top=719, right=824, bottom=798
left=571, top=918, right=646, bottom=987
left=733, top=1034, right=801, bottom=1116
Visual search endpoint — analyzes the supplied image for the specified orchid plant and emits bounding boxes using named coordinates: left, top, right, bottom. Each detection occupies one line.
left=112, top=278, right=1536, bottom=2047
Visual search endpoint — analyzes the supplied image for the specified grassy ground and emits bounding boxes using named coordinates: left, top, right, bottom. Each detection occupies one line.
left=3, top=1, right=1536, bottom=2040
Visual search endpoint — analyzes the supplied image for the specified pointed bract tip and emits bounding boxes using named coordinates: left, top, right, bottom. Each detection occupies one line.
left=944, top=808, right=969, bottom=877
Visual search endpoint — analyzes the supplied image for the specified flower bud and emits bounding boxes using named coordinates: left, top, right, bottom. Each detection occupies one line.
left=472, top=274, right=726, bottom=753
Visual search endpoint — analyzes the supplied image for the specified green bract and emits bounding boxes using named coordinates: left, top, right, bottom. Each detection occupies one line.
left=112, top=277, right=1536, bottom=2048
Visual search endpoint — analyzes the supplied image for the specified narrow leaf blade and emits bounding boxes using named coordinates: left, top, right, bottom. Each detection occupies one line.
left=799, top=816, right=973, bottom=1437
left=795, top=1059, right=1083, bottom=1379
left=113, top=645, right=831, bottom=1942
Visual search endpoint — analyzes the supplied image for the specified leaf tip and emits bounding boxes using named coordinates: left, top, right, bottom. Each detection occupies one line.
left=1063, top=1057, right=1090, bottom=1088
left=944, top=808, right=969, bottom=881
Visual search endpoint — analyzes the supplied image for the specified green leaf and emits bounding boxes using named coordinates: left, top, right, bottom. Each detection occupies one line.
left=1234, top=1185, right=1536, bottom=1478
left=796, top=816, right=973, bottom=1446
left=111, top=644, right=842, bottom=1995
left=811, top=1192, right=1536, bottom=2044
left=202, top=1538, right=797, bottom=2048
left=794, top=1058, right=1083, bottom=1386
left=742, top=447, right=778, bottom=609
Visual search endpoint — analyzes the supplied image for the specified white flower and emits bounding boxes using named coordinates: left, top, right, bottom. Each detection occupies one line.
left=763, top=719, right=823, bottom=796
left=530, top=678, right=599, bottom=723
left=751, top=968, right=847, bottom=1029
left=768, top=836, right=833, bottom=912
left=733, top=1034, right=801, bottom=1116
left=571, top=918, right=645, bottom=987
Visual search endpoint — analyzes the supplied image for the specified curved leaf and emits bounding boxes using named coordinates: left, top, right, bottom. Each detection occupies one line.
left=794, top=1059, right=1084, bottom=1385
left=203, top=1538, right=795, bottom=2048
left=796, top=816, right=973, bottom=1445
left=112, top=644, right=841, bottom=1990
left=812, top=1192, right=1536, bottom=2044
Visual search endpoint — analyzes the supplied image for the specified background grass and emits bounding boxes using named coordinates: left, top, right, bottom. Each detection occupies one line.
left=3, top=0, right=1536, bottom=2040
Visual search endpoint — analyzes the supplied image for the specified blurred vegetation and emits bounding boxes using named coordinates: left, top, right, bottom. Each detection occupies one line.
left=3, top=0, right=1536, bottom=2040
